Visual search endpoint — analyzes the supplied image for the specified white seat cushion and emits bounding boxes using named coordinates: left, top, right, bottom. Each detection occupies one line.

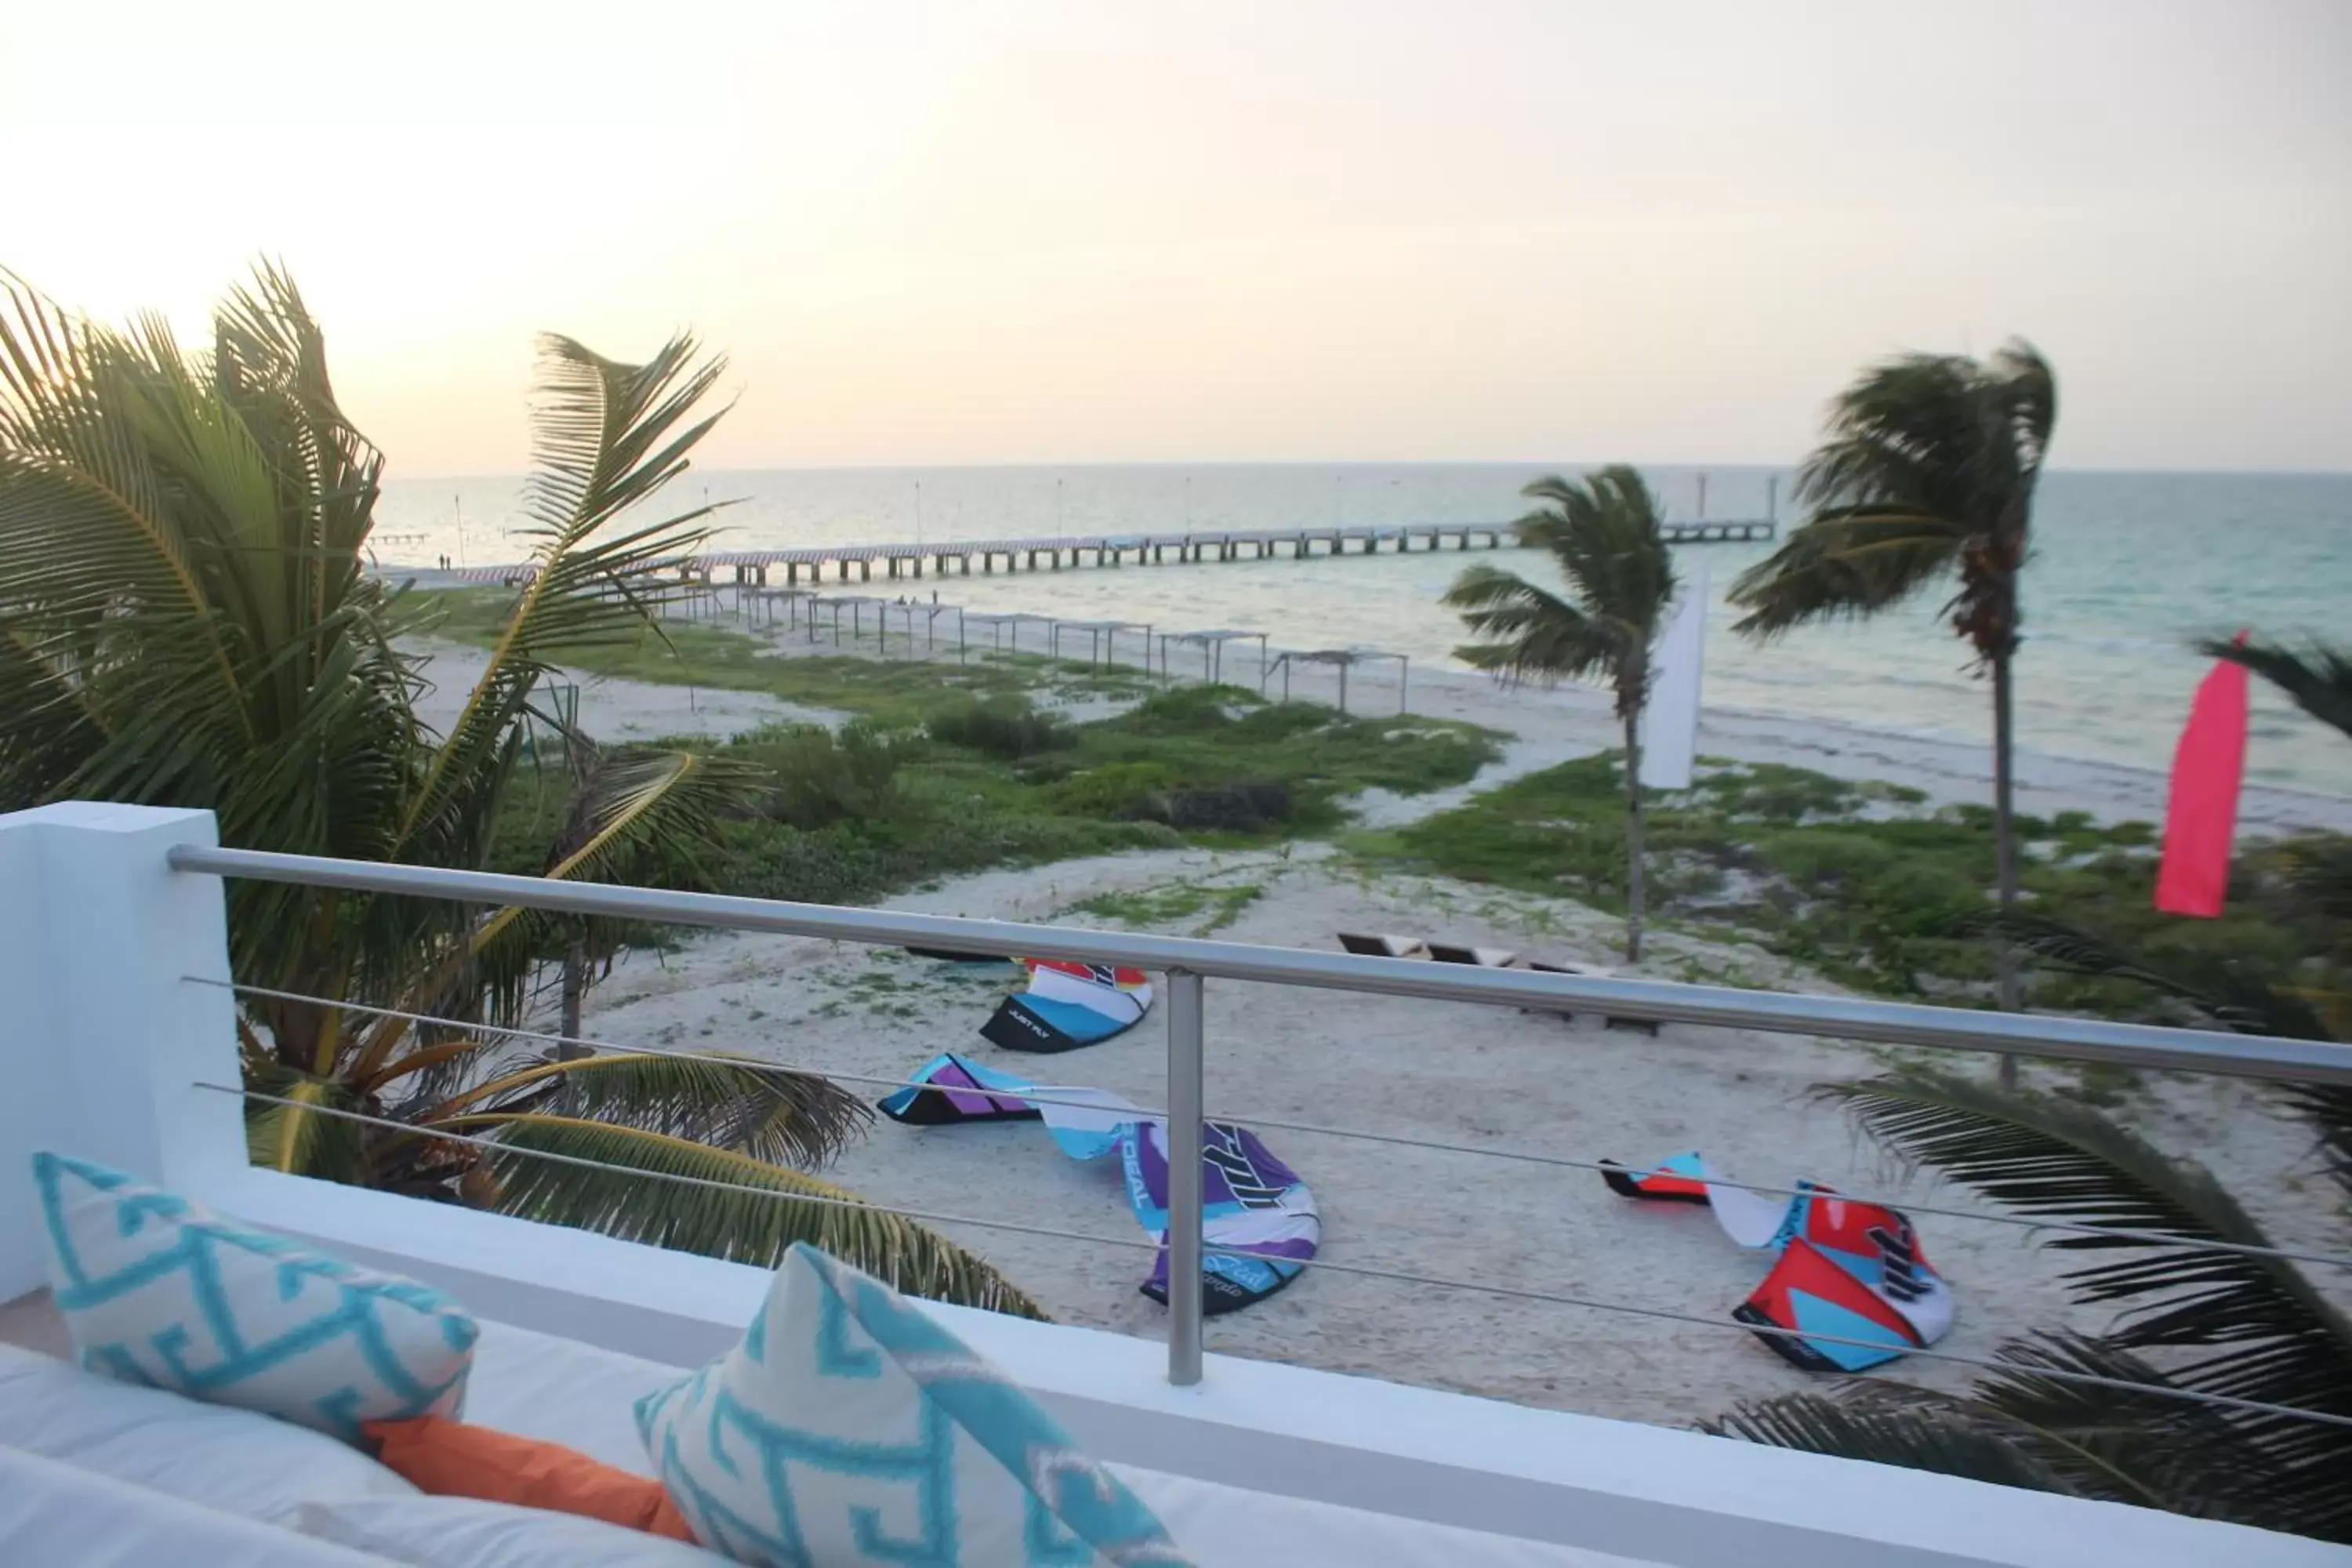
left=286, top=1495, right=732, bottom=1566
left=0, top=1341, right=416, bottom=1519
left=0, top=1445, right=394, bottom=1567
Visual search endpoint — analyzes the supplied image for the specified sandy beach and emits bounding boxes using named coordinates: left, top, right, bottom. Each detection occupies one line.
left=401, top=619, right=2348, bottom=1427
left=572, top=845, right=2336, bottom=1426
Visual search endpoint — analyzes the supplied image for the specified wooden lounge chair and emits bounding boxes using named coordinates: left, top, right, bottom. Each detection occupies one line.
left=1333, top=933, right=1659, bottom=1034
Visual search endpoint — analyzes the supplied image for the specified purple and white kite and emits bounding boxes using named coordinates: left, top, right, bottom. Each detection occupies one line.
left=880, top=1053, right=1319, bottom=1314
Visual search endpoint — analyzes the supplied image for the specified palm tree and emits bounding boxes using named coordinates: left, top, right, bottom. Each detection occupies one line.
left=1728, top=343, right=2056, bottom=1069
left=0, top=265, right=1040, bottom=1316
left=1443, top=466, right=1677, bottom=961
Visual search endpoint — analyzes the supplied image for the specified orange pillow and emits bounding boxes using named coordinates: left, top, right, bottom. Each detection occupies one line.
left=364, top=1417, right=696, bottom=1542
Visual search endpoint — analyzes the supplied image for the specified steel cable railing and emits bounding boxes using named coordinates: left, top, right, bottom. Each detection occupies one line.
left=165, top=844, right=2352, bottom=1084
left=187, top=978, right=2352, bottom=1275
left=194, top=1080, right=2352, bottom=1434
left=165, top=840, right=2352, bottom=1396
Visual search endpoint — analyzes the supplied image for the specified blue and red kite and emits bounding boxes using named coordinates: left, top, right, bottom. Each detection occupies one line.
left=1606, top=1152, right=1953, bottom=1371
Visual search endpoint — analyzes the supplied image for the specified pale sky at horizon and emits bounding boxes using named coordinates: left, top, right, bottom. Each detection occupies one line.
left=7, top=1, right=2350, bottom=477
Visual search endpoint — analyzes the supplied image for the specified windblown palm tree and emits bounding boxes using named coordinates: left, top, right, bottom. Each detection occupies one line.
left=1728, top=343, right=2056, bottom=1047
left=0, top=265, right=1040, bottom=1316
left=1443, top=466, right=1676, bottom=960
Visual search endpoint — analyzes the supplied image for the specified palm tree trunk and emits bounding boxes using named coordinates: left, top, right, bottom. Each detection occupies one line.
left=1991, top=644, right=2020, bottom=1089
left=1623, top=709, right=1646, bottom=965
left=559, top=939, right=589, bottom=1060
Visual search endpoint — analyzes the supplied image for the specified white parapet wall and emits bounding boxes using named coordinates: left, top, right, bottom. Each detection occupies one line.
left=0, top=803, right=246, bottom=1301
left=0, top=802, right=2340, bottom=1568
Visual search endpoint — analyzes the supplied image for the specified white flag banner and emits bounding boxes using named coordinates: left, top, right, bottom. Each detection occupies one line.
left=1638, top=562, right=1708, bottom=791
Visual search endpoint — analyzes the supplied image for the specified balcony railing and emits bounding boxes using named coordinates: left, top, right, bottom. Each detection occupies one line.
left=143, top=839, right=2352, bottom=1429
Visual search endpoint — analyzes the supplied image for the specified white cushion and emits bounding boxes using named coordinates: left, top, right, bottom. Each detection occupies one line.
left=0, top=1341, right=416, bottom=1519
left=635, top=1243, right=1190, bottom=1566
left=34, top=1152, right=475, bottom=1440
left=0, top=1444, right=394, bottom=1567
left=466, top=1318, right=684, bottom=1475
left=287, top=1496, right=731, bottom=1566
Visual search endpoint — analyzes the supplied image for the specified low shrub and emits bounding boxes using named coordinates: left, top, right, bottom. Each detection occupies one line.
left=1128, top=780, right=1293, bottom=833
left=926, top=699, right=1074, bottom=760
left=736, top=720, right=910, bottom=830
left=1044, top=761, right=1179, bottom=817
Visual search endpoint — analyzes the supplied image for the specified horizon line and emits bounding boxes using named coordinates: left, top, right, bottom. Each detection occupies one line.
left=383, top=459, right=2352, bottom=485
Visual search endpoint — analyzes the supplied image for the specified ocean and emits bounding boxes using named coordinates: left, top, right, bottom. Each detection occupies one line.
left=376, top=465, right=2352, bottom=797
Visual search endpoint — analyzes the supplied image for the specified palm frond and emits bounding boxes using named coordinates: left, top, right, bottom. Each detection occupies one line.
left=242, top=1065, right=367, bottom=1183
left=394, top=332, right=731, bottom=866
left=2201, top=636, right=2352, bottom=745
left=1738, top=340, right=2051, bottom=661
left=1441, top=565, right=1621, bottom=690
left=463, top=1115, right=1047, bottom=1318
left=1964, top=909, right=2350, bottom=1197
left=1825, top=1073, right=2352, bottom=1479
left=1450, top=466, right=1673, bottom=713
left=1726, top=507, right=1964, bottom=638
left=424, top=1050, right=868, bottom=1170
left=1712, top=1332, right=2307, bottom=1529
left=360, top=741, right=766, bottom=1076
left=1966, top=1335, right=2296, bottom=1523
left=1962, top=908, right=2332, bottom=1039
left=1706, top=1388, right=2074, bottom=1495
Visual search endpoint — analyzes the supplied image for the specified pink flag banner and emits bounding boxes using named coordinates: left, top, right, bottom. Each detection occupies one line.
left=2155, top=643, right=2250, bottom=919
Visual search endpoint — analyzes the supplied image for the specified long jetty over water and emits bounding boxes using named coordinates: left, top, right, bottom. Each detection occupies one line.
left=449, top=517, right=1770, bottom=588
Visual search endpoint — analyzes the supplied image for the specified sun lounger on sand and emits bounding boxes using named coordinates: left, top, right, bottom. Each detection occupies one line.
left=1334, top=932, right=1661, bottom=1035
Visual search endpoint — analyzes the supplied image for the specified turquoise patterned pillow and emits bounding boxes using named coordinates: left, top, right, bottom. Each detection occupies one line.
left=33, top=1152, right=476, bottom=1443
left=637, top=1243, right=1191, bottom=1567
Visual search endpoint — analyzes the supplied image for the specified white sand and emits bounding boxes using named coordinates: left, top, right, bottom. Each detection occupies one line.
left=578, top=848, right=2339, bottom=1427
left=405, top=637, right=843, bottom=743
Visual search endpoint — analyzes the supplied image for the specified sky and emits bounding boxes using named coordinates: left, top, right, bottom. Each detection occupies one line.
left=5, top=1, right=2350, bottom=476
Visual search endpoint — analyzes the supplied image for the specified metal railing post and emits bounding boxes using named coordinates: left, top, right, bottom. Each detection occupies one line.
left=1165, top=967, right=1206, bottom=1387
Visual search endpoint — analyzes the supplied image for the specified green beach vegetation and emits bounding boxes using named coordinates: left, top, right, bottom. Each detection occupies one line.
left=434, top=598, right=1504, bottom=907
left=1443, top=466, right=1677, bottom=961
left=1345, top=753, right=2334, bottom=1038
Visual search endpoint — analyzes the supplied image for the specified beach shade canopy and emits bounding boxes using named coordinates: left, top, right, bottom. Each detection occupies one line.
left=880, top=1052, right=1320, bottom=1315
left=980, top=959, right=1154, bottom=1053
left=1603, top=1151, right=1952, bottom=1372
left=1262, top=646, right=1409, bottom=713
left=961, top=611, right=1057, bottom=653
left=1156, top=628, right=1268, bottom=684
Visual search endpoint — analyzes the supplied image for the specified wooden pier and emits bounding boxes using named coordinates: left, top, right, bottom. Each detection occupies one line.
left=680, top=517, right=1774, bottom=586
left=433, top=517, right=1775, bottom=590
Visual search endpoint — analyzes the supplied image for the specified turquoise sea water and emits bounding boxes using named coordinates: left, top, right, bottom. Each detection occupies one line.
left=377, top=466, right=2352, bottom=796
